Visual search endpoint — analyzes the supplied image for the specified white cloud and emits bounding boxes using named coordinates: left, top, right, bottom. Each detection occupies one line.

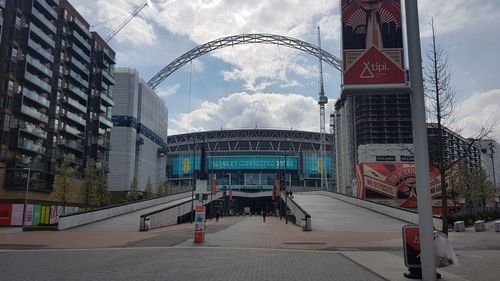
left=169, top=92, right=336, bottom=135
left=157, top=83, right=181, bottom=97
left=457, top=89, right=500, bottom=142
left=418, top=0, right=500, bottom=37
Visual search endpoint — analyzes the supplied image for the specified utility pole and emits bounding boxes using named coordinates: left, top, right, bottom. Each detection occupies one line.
left=317, top=26, right=328, bottom=190
left=405, top=1, right=437, bottom=280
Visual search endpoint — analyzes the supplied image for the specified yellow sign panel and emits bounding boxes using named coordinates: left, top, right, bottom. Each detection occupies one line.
left=182, top=159, right=191, bottom=173
left=317, top=159, right=323, bottom=173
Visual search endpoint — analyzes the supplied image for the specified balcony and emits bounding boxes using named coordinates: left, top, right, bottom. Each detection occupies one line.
left=13, top=158, right=48, bottom=172
left=70, top=43, right=90, bottom=63
left=34, top=0, right=57, bottom=20
left=29, top=22, right=55, bottom=48
left=63, top=125, right=84, bottom=138
left=26, top=54, right=52, bottom=78
left=65, top=84, right=88, bottom=101
left=66, top=69, right=89, bottom=88
left=24, top=71, right=51, bottom=93
left=46, top=0, right=59, bottom=5
left=30, top=7, right=56, bottom=34
left=99, top=115, right=113, bottom=128
left=100, top=104, right=106, bottom=113
left=97, top=138, right=111, bottom=150
left=98, top=128, right=106, bottom=135
left=27, top=39, right=54, bottom=63
left=101, top=70, right=115, bottom=85
left=23, top=88, right=50, bottom=108
left=19, top=122, right=48, bottom=139
left=65, top=96, right=87, bottom=114
left=100, top=92, right=114, bottom=107
left=68, top=56, right=89, bottom=77
left=100, top=49, right=116, bottom=64
left=58, top=139, right=84, bottom=152
left=71, top=29, right=91, bottom=51
left=65, top=111, right=86, bottom=127
left=21, top=105, right=49, bottom=123
left=71, top=18, right=91, bottom=38
left=18, top=139, right=46, bottom=154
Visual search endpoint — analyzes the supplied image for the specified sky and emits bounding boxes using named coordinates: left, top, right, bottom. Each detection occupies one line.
left=70, top=0, right=500, bottom=141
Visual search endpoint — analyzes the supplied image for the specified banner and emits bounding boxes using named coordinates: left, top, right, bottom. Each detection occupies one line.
left=356, top=163, right=441, bottom=202
left=211, top=178, right=217, bottom=196
left=341, top=0, right=405, bottom=87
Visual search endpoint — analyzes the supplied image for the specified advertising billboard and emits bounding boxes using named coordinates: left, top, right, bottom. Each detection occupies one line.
left=171, top=156, right=298, bottom=176
left=356, top=163, right=441, bottom=202
left=341, top=0, right=405, bottom=87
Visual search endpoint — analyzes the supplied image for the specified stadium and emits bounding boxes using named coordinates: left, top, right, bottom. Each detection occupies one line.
left=165, top=129, right=335, bottom=191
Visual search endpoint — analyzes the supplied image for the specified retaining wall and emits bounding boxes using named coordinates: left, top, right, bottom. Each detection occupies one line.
left=58, top=192, right=191, bottom=230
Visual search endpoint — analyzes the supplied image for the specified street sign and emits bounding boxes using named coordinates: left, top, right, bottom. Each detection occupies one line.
left=403, top=224, right=421, bottom=268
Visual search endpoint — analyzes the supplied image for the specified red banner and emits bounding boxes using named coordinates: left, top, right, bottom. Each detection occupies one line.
left=341, top=0, right=405, bottom=87
left=356, top=163, right=441, bottom=207
left=211, top=178, right=217, bottom=195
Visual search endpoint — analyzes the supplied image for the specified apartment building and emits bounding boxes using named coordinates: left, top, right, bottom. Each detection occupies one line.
left=0, top=0, right=114, bottom=205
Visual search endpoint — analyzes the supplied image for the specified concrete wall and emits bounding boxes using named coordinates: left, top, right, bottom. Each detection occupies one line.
left=58, top=192, right=191, bottom=230
left=143, top=192, right=224, bottom=230
left=307, top=191, right=442, bottom=230
left=137, top=137, right=166, bottom=189
left=108, top=127, right=136, bottom=191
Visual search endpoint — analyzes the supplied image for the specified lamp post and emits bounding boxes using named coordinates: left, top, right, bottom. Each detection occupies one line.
left=190, top=137, right=196, bottom=223
left=22, top=167, right=31, bottom=229
left=284, top=137, right=290, bottom=224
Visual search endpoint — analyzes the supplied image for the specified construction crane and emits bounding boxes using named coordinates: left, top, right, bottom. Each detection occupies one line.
left=105, top=2, right=148, bottom=43
left=317, top=26, right=328, bottom=190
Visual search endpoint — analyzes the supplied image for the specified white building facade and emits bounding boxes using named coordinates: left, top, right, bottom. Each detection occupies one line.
left=108, top=68, right=168, bottom=192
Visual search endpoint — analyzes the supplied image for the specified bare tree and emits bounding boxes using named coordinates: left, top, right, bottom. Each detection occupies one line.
left=424, top=20, right=492, bottom=234
left=473, top=168, right=496, bottom=211
left=127, top=176, right=140, bottom=201
left=84, top=159, right=98, bottom=208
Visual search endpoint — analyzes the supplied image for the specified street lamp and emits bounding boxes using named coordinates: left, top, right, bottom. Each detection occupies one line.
left=284, top=137, right=290, bottom=224
left=22, top=167, right=31, bottom=229
left=190, top=137, right=196, bottom=223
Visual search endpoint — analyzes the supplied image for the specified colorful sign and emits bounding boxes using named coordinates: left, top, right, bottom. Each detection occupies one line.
left=194, top=205, right=206, bottom=244
left=172, top=156, right=298, bottom=176
left=402, top=225, right=421, bottom=268
left=211, top=178, right=217, bottom=195
left=341, top=0, right=405, bottom=87
left=304, top=155, right=333, bottom=176
left=356, top=163, right=441, bottom=203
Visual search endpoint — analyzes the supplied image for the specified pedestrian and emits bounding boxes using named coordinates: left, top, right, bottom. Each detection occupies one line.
left=215, top=211, right=220, bottom=222
left=262, top=210, right=266, bottom=222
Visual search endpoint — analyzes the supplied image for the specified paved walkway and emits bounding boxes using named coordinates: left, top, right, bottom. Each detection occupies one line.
left=1, top=193, right=499, bottom=280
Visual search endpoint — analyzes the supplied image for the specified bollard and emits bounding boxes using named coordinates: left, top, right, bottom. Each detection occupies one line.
left=495, top=220, right=500, bottom=232
left=454, top=221, right=465, bottom=232
left=474, top=220, right=485, bottom=232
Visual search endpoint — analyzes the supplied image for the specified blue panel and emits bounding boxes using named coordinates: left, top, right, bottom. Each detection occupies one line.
left=304, top=155, right=333, bottom=175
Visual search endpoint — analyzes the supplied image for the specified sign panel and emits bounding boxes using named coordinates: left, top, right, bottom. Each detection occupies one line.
left=341, top=0, right=405, bottom=87
left=402, top=225, right=421, bottom=268
left=356, top=163, right=441, bottom=202
left=194, top=205, right=206, bottom=244
left=10, top=204, right=24, bottom=226
left=208, top=156, right=298, bottom=171
left=304, top=155, right=333, bottom=176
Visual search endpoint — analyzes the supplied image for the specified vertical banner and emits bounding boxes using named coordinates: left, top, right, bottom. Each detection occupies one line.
left=0, top=204, right=12, bottom=226
left=11, top=204, right=24, bottom=226
left=211, top=178, right=217, bottom=196
left=49, top=205, right=58, bottom=224
left=25, top=204, right=34, bottom=226
left=229, top=190, right=233, bottom=201
left=341, top=0, right=405, bottom=87
left=33, top=204, right=41, bottom=226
